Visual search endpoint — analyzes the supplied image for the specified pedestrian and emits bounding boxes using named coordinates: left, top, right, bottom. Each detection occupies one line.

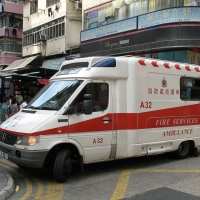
left=8, top=94, right=13, bottom=114
left=0, top=96, right=10, bottom=124
left=9, top=95, right=13, bottom=104
left=0, top=96, right=3, bottom=108
left=10, top=97, right=18, bottom=115
left=20, top=96, right=28, bottom=110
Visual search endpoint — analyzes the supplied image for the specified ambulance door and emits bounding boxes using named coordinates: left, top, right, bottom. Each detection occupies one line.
left=68, top=81, right=114, bottom=163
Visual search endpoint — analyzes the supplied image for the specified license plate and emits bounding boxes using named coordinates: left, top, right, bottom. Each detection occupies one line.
left=0, top=151, right=8, bottom=159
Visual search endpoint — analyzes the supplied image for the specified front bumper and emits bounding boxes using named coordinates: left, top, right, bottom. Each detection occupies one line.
left=0, top=142, right=49, bottom=168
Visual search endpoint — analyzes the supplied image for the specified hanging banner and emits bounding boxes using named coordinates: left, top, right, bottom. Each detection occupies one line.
left=138, top=7, right=200, bottom=29
left=81, top=17, right=137, bottom=42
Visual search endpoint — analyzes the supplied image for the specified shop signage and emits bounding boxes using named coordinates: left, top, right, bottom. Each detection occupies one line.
left=57, top=68, right=82, bottom=76
left=81, top=17, right=137, bottom=42
left=104, top=39, right=130, bottom=50
left=138, top=7, right=200, bottom=29
left=42, top=57, right=65, bottom=70
left=105, top=41, right=119, bottom=49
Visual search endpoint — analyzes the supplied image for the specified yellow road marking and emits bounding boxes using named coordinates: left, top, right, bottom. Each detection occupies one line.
left=110, top=168, right=200, bottom=200
left=33, top=178, right=44, bottom=200
left=40, top=182, right=64, bottom=200
left=20, top=178, right=33, bottom=200
left=110, top=170, right=132, bottom=200
left=0, top=163, right=21, bottom=176
left=131, top=169, right=200, bottom=173
left=0, top=158, right=18, bottom=167
left=0, top=161, right=33, bottom=200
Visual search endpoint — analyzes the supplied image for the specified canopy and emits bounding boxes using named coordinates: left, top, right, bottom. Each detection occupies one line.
left=2, top=56, right=38, bottom=72
left=41, top=57, right=65, bottom=70
left=37, top=79, right=49, bottom=85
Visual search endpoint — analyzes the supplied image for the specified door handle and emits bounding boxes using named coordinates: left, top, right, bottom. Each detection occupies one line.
left=102, top=117, right=112, bottom=123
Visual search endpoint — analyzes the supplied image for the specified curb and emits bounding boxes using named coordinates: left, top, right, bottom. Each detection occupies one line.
left=0, top=170, right=15, bottom=200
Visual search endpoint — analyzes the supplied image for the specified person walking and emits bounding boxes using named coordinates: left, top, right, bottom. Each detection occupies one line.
left=10, top=97, right=18, bottom=116
left=0, top=96, right=10, bottom=124
left=20, top=96, right=28, bottom=110
left=9, top=95, right=13, bottom=104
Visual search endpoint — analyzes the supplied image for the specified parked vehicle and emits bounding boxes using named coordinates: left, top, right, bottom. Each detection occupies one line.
left=0, top=56, right=200, bottom=182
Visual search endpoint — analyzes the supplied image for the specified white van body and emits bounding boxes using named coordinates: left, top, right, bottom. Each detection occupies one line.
left=0, top=56, right=200, bottom=182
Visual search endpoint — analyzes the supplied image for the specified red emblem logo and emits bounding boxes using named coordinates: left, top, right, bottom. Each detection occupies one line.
left=162, top=78, right=167, bottom=88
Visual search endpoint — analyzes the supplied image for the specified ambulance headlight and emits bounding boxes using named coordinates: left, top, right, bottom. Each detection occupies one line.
left=28, top=136, right=39, bottom=146
left=16, top=136, right=39, bottom=146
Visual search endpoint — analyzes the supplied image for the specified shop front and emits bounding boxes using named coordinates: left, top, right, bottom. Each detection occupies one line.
left=0, top=71, right=52, bottom=106
left=1, top=56, right=64, bottom=105
left=80, top=6, right=200, bottom=60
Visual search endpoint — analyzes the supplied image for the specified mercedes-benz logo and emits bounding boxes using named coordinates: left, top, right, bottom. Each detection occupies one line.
left=2, top=133, right=6, bottom=142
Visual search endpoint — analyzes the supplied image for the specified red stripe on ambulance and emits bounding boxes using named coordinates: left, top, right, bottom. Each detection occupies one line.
left=164, top=63, right=170, bottom=69
left=185, top=66, right=191, bottom=71
left=2, top=104, right=200, bottom=136
left=138, top=59, right=200, bottom=72
left=151, top=61, right=159, bottom=67
left=138, top=59, right=146, bottom=66
left=175, top=64, right=181, bottom=70
left=195, top=67, right=200, bottom=72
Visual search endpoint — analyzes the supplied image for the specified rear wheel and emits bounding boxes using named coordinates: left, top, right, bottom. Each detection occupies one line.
left=174, top=141, right=191, bottom=159
left=54, top=149, right=72, bottom=183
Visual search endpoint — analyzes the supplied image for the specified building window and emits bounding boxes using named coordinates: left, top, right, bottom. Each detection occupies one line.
left=46, top=0, right=60, bottom=7
left=0, top=43, right=22, bottom=53
left=180, top=77, right=200, bottom=100
left=30, top=0, right=38, bottom=15
left=23, top=18, right=65, bottom=47
left=0, top=14, right=10, bottom=28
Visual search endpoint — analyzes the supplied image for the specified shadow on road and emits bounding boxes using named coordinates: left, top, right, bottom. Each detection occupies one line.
left=19, top=152, right=196, bottom=182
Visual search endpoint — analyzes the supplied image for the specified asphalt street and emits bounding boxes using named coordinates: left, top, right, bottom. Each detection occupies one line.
left=1, top=150, right=200, bottom=200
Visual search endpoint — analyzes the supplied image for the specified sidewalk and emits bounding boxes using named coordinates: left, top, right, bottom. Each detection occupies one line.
left=0, top=168, right=15, bottom=200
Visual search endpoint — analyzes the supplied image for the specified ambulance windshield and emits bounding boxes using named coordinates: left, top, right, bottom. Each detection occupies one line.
left=27, top=80, right=83, bottom=111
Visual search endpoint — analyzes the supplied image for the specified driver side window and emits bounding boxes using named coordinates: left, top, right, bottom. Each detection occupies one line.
left=70, top=83, right=109, bottom=113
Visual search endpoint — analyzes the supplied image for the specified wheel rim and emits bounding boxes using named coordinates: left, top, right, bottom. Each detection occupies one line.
left=178, top=142, right=189, bottom=156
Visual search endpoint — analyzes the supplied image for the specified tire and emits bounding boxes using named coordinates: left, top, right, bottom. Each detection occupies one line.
left=54, top=149, right=72, bottom=183
left=174, top=141, right=191, bottom=159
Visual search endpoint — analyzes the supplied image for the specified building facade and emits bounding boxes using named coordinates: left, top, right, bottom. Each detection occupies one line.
left=81, top=0, right=200, bottom=65
left=22, top=0, right=82, bottom=65
left=0, top=0, right=23, bottom=70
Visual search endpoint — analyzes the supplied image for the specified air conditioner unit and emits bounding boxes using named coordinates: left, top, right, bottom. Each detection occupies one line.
left=38, top=35, right=46, bottom=42
left=74, top=1, right=82, bottom=10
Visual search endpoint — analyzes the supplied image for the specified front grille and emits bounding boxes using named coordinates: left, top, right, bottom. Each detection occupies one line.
left=0, top=131, right=18, bottom=146
left=0, top=146, right=12, bottom=154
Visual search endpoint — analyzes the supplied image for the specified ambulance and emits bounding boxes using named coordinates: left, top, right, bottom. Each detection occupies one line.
left=0, top=56, right=200, bottom=182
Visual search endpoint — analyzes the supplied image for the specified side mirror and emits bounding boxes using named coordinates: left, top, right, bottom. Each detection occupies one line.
left=83, top=94, right=92, bottom=115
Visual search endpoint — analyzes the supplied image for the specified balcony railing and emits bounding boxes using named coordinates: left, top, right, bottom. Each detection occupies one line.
left=2, top=1, right=23, bottom=14
left=0, top=27, right=22, bottom=38
left=1, top=0, right=23, bottom=4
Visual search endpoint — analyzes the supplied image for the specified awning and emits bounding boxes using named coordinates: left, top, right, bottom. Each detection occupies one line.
left=2, top=56, right=38, bottom=72
left=0, top=72, right=16, bottom=77
left=37, top=79, right=49, bottom=85
left=41, top=57, right=65, bottom=70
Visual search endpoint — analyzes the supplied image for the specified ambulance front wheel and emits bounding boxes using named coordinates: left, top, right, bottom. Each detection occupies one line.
left=174, top=141, right=191, bottom=159
left=54, top=149, right=72, bottom=183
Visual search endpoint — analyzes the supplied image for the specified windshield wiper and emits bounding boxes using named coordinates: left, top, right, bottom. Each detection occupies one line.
left=28, top=106, right=41, bottom=110
left=40, top=107, right=57, bottom=110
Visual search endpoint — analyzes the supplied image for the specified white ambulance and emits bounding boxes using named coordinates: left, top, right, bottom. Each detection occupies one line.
left=0, top=56, right=200, bottom=182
